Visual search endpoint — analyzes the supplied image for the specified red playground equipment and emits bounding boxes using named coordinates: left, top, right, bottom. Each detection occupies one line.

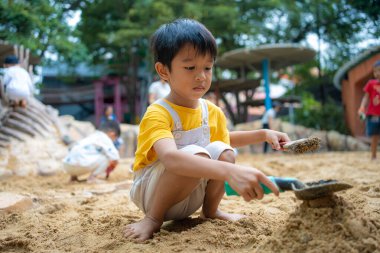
left=94, top=75, right=123, bottom=126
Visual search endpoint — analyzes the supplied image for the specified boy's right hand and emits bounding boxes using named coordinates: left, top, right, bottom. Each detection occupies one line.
left=358, top=106, right=365, bottom=115
left=226, top=165, right=279, bottom=202
left=106, top=160, right=118, bottom=178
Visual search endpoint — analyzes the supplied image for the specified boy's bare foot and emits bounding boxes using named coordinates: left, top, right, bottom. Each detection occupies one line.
left=124, top=215, right=162, bottom=242
left=201, top=209, right=246, bottom=222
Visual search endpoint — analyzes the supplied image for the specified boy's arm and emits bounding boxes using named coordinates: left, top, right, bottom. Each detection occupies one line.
left=154, top=137, right=280, bottom=201
left=358, top=93, right=369, bottom=115
left=268, top=114, right=275, bottom=129
left=149, top=93, right=156, bottom=104
left=229, top=129, right=290, bottom=150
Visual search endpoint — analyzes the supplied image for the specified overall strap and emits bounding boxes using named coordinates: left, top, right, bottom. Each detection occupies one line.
left=154, top=99, right=183, bottom=131
left=200, top=99, right=209, bottom=126
left=154, top=99, right=208, bottom=131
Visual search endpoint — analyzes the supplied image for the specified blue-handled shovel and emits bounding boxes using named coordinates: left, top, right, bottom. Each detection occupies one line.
left=225, top=176, right=352, bottom=200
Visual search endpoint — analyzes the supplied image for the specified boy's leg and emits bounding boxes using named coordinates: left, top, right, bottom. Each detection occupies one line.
left=370, top=135, right=379, bottom=160
left=201, top=147, right=245, bottom=221
left=125, top=152, right=209, bottom=242
left=367, top=118, right=380, bottom=160
left=63, top=163, right=91, bottom=182
left=88, top=157, right=109, bottom=181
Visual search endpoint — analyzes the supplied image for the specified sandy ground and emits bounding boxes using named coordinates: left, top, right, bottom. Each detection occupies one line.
left=0, top=151, right=379, bottom=253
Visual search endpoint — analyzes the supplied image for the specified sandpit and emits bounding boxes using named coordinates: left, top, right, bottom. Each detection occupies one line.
left=0, top=150, right=379, bottom=252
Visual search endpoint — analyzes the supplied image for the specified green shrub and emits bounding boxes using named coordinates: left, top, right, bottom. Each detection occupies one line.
left=282, top=92, right=349, bottom=135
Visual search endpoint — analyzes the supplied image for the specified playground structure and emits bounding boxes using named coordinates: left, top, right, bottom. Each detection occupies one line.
left=39, top=44, right=316, bottom=127
left=38, top=74, right=127, bottom=127
left=212, top=43, right=316, bottom=125
left=333, top=45, right=380, bottom=138
left=94, top=75, right=122, bottom=126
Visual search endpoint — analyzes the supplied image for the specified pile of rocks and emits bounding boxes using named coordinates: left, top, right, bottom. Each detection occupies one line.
left=235, top=119, right=369, bottom=153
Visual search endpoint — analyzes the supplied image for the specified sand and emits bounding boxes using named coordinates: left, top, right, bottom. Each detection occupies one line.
left=0, top=150, right=379, bottom=253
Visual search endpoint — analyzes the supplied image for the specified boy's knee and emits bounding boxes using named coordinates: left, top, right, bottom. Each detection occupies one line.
left=195, top=152, right=211, bottom=159
left=219, top=149, right=235, bottom=164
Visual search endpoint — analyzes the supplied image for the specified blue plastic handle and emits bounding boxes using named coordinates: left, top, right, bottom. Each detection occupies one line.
left=224, top=176, right=299, bottom=196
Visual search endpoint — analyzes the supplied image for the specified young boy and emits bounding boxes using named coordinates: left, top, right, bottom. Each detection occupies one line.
left=358, top=60, right=380, bottom=160
left=125, top=19, right=291, bottom=242
left=63, top=120, right=120, bottom=182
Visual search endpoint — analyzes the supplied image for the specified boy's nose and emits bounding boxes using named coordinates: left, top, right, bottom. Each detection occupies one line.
left=195, top=71, right=206, bottom=81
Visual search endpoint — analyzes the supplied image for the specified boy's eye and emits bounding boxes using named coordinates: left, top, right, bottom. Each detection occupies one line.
left=205, top=67, right=213, bottom=71
left=184, top=66, right=195, bottom=70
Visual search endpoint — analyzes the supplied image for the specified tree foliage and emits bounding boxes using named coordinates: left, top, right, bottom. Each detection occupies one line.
left=1, top=1, right=379, bottom=127
left=0, top=0, right=88, bottom=64
left=2, top=0, right=379, bottom=73
left=75, top=0, right=380, bottom=75
left=77, top=0, right=246, bottom=70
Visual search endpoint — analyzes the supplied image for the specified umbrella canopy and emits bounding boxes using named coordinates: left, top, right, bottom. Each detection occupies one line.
left=215, top=43, right=316, bottom=110
left=216, top=43, right=316, bottom=70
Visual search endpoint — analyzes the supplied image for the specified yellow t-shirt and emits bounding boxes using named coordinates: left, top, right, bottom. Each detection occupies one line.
left=133, top=99, right=230, bottom=171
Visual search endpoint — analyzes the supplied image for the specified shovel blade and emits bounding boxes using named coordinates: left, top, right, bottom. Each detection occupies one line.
left=292, top=180, right=353, bottom=200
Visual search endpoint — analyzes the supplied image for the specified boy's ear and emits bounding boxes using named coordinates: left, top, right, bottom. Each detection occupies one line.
left=155, top=62, right=169, bottom=81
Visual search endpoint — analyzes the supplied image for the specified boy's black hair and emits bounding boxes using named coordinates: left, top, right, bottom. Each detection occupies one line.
left=150, top=18, right=217, bottom=70
left=98, top=120, right=121, bottom=137
left=4, top=55, right=19, bottom=64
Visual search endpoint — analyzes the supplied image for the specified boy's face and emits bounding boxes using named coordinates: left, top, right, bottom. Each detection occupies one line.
left=106, top=131, right=118, bottom=142
left=105, top=106, right=113, bottom=116
left=374, top=66, right=380, bottom=81
left=159, top=44, right=214, bottom=108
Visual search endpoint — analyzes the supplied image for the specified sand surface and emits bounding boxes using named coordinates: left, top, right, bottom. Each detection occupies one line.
left=1, top=151, right=379, bottom=253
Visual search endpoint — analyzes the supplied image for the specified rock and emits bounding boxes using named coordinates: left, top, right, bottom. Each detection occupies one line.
left=0, top=168, right=13, bottom=180
left=37, top=160, right=63, bottom=176
left=119, top=124, right=139, bottom=158
left=86, top=185, right=117, bottom=195
left=0, top=192, right=33, bottom=213
left=114, top=180, right=133, bottom=190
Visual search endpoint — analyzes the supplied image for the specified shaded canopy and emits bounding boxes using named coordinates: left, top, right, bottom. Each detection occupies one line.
left=215, top=43, right=316, bottom=70
left=212, top=43, right=316, bottom=125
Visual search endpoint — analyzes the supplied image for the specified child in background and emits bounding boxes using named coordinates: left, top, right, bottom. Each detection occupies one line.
left=101, top=105, right=118, bottom=123
left=63, top=120, right=120, bottom=183
left=125, top=18, right=291, bottom=242
left=1, top=55, right=34, bottom=108
left=100, top=105, right=124, bottom=151
left=148, top=77, right=171, bottom=104
left=358, top=60, right=380, bottom=160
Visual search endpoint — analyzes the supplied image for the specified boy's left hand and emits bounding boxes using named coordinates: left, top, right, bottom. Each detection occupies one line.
left=265, top=129, right=291, bottom=151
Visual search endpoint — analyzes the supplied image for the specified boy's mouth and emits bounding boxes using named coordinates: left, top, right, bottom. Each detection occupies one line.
left=193, top=86, right=206, bottom=92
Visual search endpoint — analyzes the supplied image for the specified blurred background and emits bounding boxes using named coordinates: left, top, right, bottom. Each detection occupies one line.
left=1, top=0, right=379, bottom=141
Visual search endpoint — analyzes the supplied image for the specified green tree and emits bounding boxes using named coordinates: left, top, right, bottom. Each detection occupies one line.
left=0, top=0, right=88, bottom=64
